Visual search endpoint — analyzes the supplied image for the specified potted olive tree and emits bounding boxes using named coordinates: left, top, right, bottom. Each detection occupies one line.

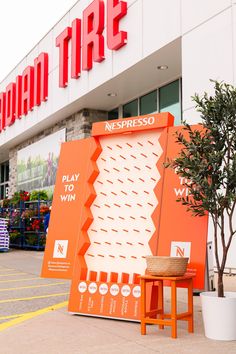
left=166, top=81, right=236, bottom=340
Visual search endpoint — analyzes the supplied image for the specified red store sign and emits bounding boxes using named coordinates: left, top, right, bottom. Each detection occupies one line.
left=0, top=0, right=127, bottom=133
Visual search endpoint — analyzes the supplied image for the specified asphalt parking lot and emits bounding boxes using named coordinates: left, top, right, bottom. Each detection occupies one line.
left=0, top=250, right=236, bottom=354
left=0, top=250, right=70, bottom=331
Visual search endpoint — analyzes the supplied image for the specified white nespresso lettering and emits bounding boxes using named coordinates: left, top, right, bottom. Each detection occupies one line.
left=105, top=116, right=155, bottom=132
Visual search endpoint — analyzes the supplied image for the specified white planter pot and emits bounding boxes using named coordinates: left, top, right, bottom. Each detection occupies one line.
left=200, top=291, right=236, bottom=340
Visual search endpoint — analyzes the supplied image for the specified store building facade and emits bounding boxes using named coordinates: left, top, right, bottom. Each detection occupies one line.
left=0, top=0, right=236, bottom=266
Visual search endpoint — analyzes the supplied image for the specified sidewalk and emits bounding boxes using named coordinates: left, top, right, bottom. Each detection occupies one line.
left=0, top=250, right=236, bottom=354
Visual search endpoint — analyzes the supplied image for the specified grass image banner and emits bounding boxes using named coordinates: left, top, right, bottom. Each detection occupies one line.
left=17, top=129, right=66, bottom=193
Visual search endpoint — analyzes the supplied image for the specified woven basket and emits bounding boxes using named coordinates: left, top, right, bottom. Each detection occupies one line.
left=146, top=256, right=189, bottom=277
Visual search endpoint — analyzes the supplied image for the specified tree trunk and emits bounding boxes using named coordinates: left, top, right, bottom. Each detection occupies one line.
left=218, top=271, right=224, bottom=297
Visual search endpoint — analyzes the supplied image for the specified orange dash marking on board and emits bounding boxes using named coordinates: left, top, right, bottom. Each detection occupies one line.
left=94, top=204, right=101, bottom=208
left=114, top=203, right=121, bottom=208
left=107, top=179, right=113, bottom=184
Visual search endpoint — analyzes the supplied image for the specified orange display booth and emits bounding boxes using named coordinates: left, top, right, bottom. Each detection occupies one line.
left=41, top=113, right=208, bottom=321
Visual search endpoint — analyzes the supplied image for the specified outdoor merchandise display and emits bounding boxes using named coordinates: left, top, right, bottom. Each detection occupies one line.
left=0, top=193, right=51, bottom=250
left=41, top=113, right=208, bottom=321
left=0, top=218, right=9, bottom=252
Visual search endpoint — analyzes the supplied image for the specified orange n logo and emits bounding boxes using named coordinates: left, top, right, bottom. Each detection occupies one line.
left=57, top=243, right=64, bottom=255
left=175, top=246, right=185, bottom=257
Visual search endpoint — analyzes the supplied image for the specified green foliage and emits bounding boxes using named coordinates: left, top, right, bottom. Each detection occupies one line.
left=9, top=231, right=21, bottom=245
left=10, top=190, right=30, bottom=205
left=30, top=190, right=49, bottom=201
left=166, top=80, right=236, bottom=297
left=2, top=198, right=11, bottom=208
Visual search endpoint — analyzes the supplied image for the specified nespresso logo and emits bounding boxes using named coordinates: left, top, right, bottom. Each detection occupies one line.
left=105, top=116, right=156, bottom=132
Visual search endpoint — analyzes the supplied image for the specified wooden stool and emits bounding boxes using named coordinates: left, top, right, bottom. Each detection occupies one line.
left=140, top=274, right=194, bottom=339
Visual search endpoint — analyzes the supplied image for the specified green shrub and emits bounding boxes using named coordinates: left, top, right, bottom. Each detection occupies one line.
left=30, top=190, right=49, bottom=201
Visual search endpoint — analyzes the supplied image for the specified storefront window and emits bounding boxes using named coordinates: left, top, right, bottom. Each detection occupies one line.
left=108, top=79, right=182, bottom=124
left=108, top=108, right=119, bottom=120
left=123, top=99, right=138, bottom=118
left=0, top=161, right=9, bottom=200
left=140, top=90, right=157, bottom=115
left=159, top=80, right=181, bottom=125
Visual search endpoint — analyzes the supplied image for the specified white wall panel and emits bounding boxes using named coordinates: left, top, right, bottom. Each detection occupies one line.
left=37, top=71, right=53, bottom=123
left=0, top=69, right=16, bottom=90
left=112, top=0, right=142, bottom=77
left=22, top=103, right=39, bottom=127
left=233, top=5, right=236, bottom=87
left=182, top=9, right=234, bottom=111
left=69, top=0, right=90, bottom=25
left=0, top=58, right=27, bottom=91
left=127, top=0, right=138, bottom=6
left=0, top=58, right=28, bottom=98
left=14, top=58, right=27, bottom=78
left=52, top=13, right=70, bottom=72
left=181, top=0, right=231, bottom=34
left=38, top=32, right=54, bottom=74
left=52, top=67, right=69, bottom=112
left=88, top=27, right=113, bottom=92
left=183, top=107, right=201, bottom=125
left=68, top=67, right=89, bottom=103
left=26, top=46, right=39, bottom=68
left=142, top=0, right=181, bottom=58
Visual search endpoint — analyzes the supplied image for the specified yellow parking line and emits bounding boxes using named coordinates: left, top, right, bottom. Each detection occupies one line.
left=0, top=267, right=14, bottom=269
left=0, top=301, right=68, bottom=331
left=0, top=277, right=40, bottom=283
left=0, top=273, right=26, bottom=277
left=0, top=292, right=69, bottom=304
left=0, top=269, right=15, bottom=272
left=0, top=314, right=23, bottom=320
left=0, top=282, right=66, bottom=292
